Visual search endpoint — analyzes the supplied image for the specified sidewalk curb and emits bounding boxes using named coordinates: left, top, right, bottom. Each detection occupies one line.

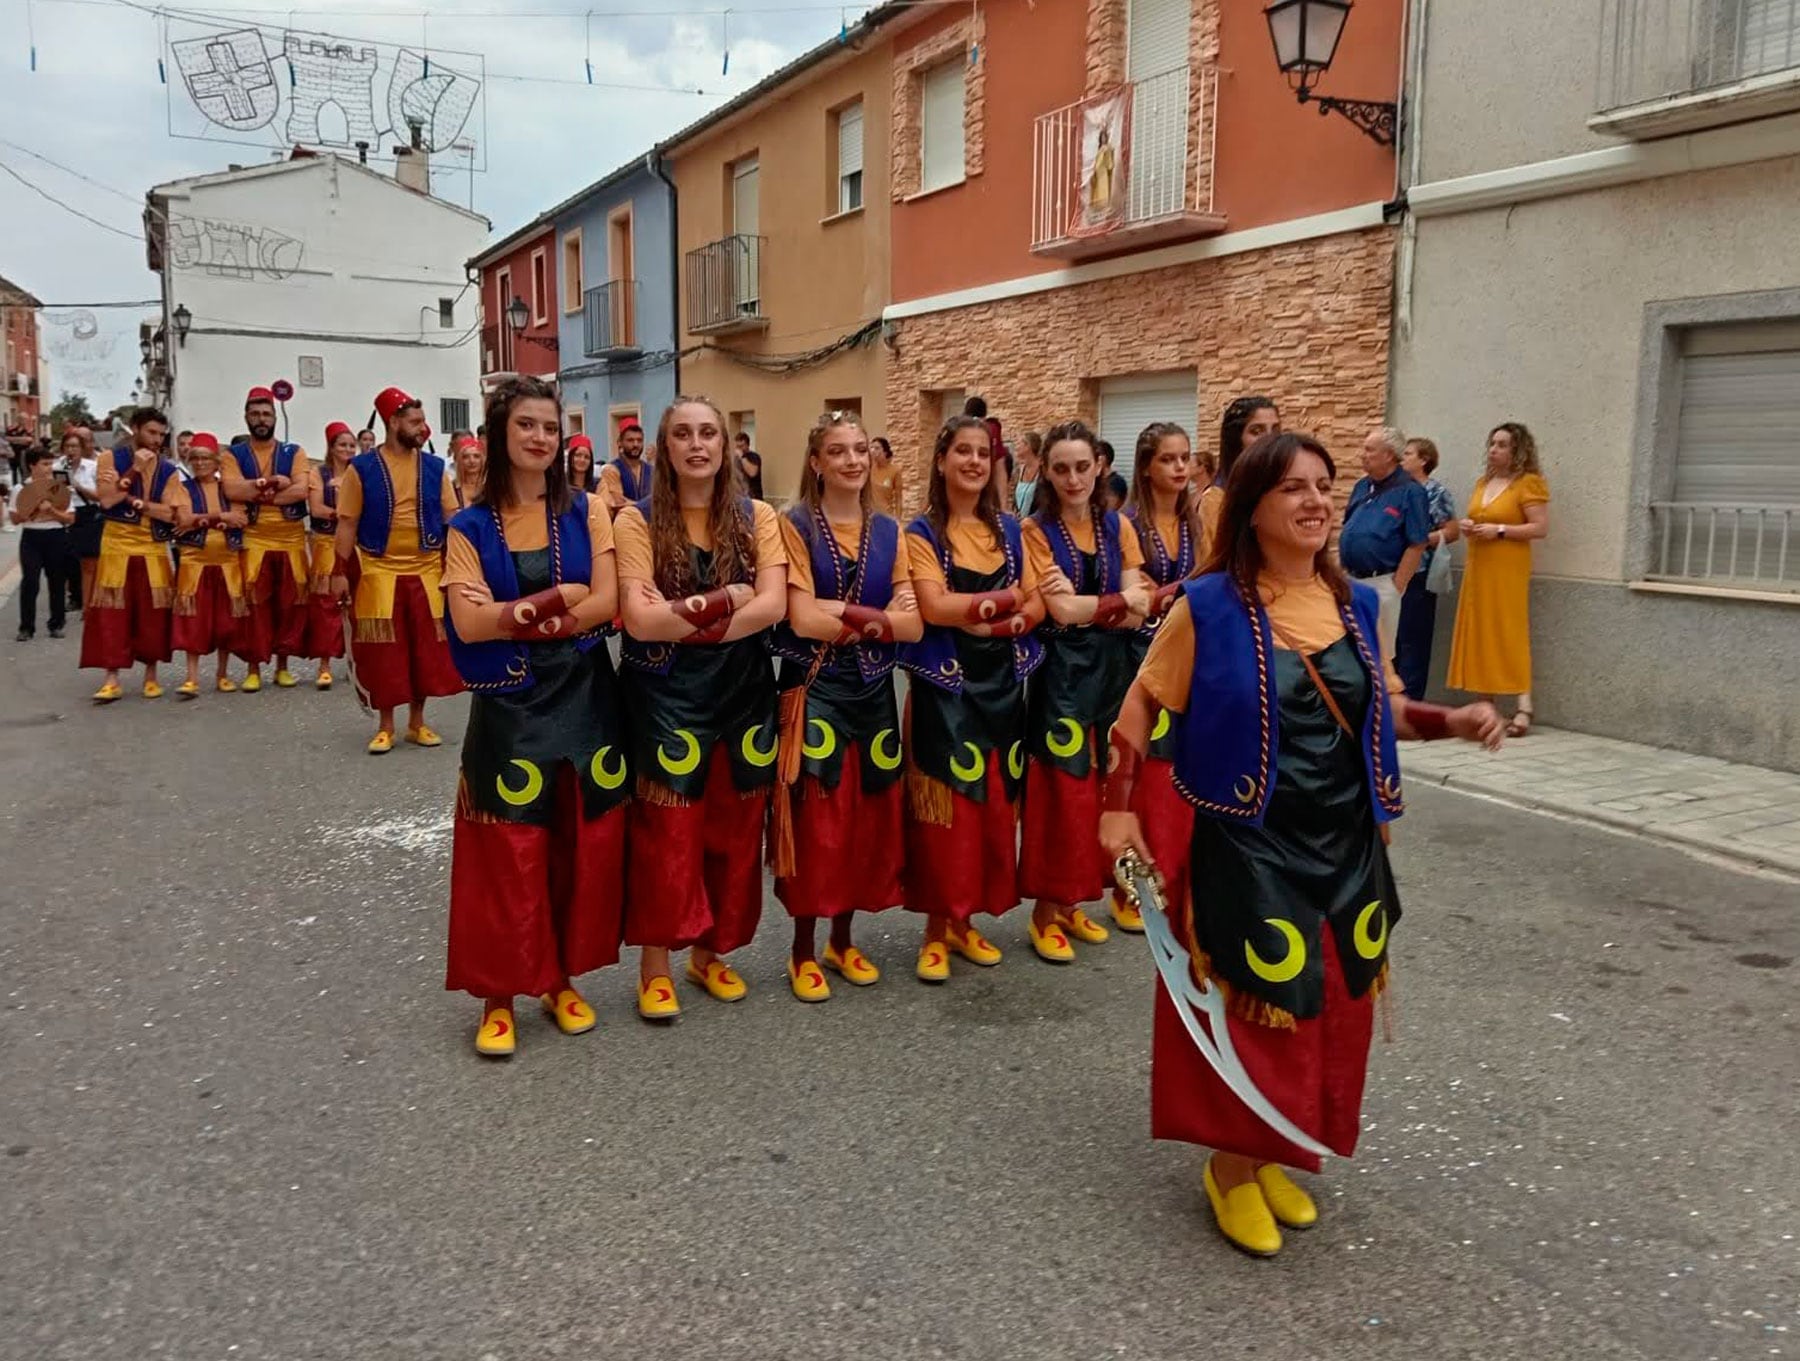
left=0, top=562, right=20, bottom=610
left=1411, top=767, right=1800, bottom=878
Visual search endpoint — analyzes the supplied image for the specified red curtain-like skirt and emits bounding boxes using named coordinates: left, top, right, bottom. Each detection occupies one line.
left=903, top=762, right=1020, bottom=923
left=1134, top=756, right=1194, bottom=918
left=172, top=566, right=244, bottom=656
left=1149, top=931, right=1374, bottom=1173
left=306, top=590, right=345, bottom=661
left=350, top=575, right=463, bottom=710
left=237, top=551, right=308, bottom=664
left=1018, top=759, right=1109, bottom=905
left=775, top=754, right=904, bottom=919
left=624, top=746, right=768, bottom=955
left=445, top=766, right=626, bottom=999
left=79, top=557, right=171, bottom=670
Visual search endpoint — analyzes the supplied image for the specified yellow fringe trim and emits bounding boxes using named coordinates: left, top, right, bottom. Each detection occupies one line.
left=635, top=777, right=692, bottom=809
left=92, top=587, right=126, bottom=610
left=455, top=775, right=503, bottom=824
left=354, top=617, right=396, bottom=643
left=906, top=766, right=954, bottom=827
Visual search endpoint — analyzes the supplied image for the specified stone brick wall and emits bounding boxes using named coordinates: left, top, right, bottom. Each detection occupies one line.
left=891, top=17, right=987, bottom=201
left=883, top=225, right=1397, bottom=513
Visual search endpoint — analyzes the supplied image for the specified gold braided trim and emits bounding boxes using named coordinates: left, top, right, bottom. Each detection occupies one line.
left=905, top=766, right=954, bottom=827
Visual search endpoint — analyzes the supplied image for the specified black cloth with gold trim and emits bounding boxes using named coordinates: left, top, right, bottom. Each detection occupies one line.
left=1025, top=543, right=1139, bottom=779
left=908, top=559, right=1026, bottom=802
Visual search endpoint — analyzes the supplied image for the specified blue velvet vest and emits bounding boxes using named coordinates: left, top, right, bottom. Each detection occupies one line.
left=311, top=461, right=339, bottom=533
left=174, top=479, right=243, bottom=550
left=229, top=441, right=306, bottom=524
left=619, top=495, right=760, bottom=676
left=1033, top=508, right=1125, bottom=633
left=102, top=449, right=179, bottom=541
left=898, top=512, right=1043, bottom=692
left=444, top=493, right=604, bottom=694
left=615, top=458, right=653, bottom=503
left=768, top=506, right=901, bottom=682
left=1172, top=573, right=1403, bottom=828
left=351, top=449, right=447, bottom=556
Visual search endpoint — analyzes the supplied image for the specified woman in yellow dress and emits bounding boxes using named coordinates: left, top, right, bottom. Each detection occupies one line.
left=1447, top=422, right=1551, bottom=736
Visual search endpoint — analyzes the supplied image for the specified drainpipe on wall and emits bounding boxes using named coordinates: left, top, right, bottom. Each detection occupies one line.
left=646, top=149, right=681, bottom=394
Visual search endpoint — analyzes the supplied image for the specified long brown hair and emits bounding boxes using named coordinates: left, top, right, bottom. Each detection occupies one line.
left=793, top=411, right=871, bottom=518
left=648, top=395, right=754, bottom=595
left=1029, top=421, right=1108, bottom=575
left=923, top=416, right=1006, bottom=553
left=1485, top=421, right=1542, bottom=479
left=1127, top=420, right=1195, bottom=522
left=1217, top=395, right=1278, bottom=485
left=480, top=376, right=569, bottom=516
left=1202, top=431, right=1351, bottom=608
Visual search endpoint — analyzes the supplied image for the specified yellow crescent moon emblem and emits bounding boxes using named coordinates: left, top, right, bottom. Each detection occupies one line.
left=802, top=718, right=838, bottom=761
left=739, top=722, right=777, bottom=768
left=1150, top=708, right=1172, bottom=742
left=1244, top=918, right=1307, bottom=984
left=495, top=758, right=545, bottom=807
left=1045, top=717, right=1085, bottom=759
left=657, top=728, right=703, bottom=777
left=870, top=727, right=902, bottom=771
left=948, top=742, right=986, bottom=784
left=1353, top=900, right=1388, bottom=960
left=1007, top=740, right=1024, bottom=781
left=588, top=745, right=626, bottom=791
left=1233, top=774, right=1258, bottom=805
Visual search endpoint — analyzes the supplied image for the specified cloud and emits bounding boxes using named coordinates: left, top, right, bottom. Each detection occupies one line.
left=1, top=0, right=866, bottom=409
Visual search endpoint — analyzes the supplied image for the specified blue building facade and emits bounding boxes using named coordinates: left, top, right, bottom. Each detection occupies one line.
left=550, top=158, right=679, bottom=454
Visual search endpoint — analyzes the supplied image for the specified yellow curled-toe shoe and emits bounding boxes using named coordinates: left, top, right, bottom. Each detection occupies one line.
left=685, top=958, right=747, bottom=1002
left=475, top=1004, right=516, bottom=1058
left=1203, top=1157, right=1282, bottom=1257
left=1028, top=918, right=1076, bottom=964
left=92, top=682, right=124, bottom=704
left=637, top=975, right=681, bottom=1022
left=945, top=924, right=1003, bottom=966
left=274, top=668, right=298, bottom=688
left=141, top=680, right=164, bottom=700
left=315, top=671, right=333, bottom=690
left=540, top=987, right=598, bottom=1036
left=823, top=943, right=879, bottom=986
left=241, top=670, right=262, bottom=693
left=1062, top=907, right=1110, bottom=944
left=405, top=725, right=443, bottom=748
left=367, top=730, right=395, bottom=756
left=1255, top=1165, right=1318, bottom=1230
left=787, top=958, right=832, bottom=1003
left=176, top=680, right=200, bottom=700
left=215, top=676, right=238, bottom=693
left=1110, top=894, right=1145, bottom=934
left=915, top=940, right=951, bottom=984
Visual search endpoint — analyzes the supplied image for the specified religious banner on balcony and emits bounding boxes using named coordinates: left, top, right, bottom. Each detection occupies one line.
left=1068, top=86, right=1133, bottom=239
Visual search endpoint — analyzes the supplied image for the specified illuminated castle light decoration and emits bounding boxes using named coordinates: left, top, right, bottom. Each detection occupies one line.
left=284, top=33, right=382, bottom=146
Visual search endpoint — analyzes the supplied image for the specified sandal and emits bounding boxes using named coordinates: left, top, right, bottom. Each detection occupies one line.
left=1505, top=707, right=1534, bottom=738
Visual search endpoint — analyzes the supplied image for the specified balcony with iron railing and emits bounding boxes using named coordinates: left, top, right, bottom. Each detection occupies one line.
left=685, top=234, right=767, bottom=336
left=584, top=280, right=641, bottom=359
left=1648, top=500, right=1799, bottom=594
left=1031, top=65, right=1225, bottom=260
left=1593, top=0, right=1800, bottom=135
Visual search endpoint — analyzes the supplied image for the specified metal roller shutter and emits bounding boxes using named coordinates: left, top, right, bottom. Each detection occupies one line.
left=1097, top=372, right=1198, bottom=483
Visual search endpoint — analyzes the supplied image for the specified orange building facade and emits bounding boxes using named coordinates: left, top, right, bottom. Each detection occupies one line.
left=879, top=0, right=1405, bottom=496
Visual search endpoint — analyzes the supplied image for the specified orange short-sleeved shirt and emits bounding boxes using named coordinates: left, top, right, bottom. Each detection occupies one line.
left=1020, top=513, right=1145, bottom=584
left=598, top=460, right=656, bottom=507
left=612, top=499, right=785, bottom=583
left=870, top=461, right=903, bottom=518
left=905, top=515, right=1040, bottom=590
left=336, top=450, right=460, bottom=557
left=442, top=495, right=615, bottom=590
left=1137, top=574, right=1404, bottom=714
left=779, top=513, right=911, bottom=596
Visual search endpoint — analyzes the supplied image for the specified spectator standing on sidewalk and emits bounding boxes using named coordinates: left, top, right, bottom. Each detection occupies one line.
left=1393, top=437, right=1459, bottom=699
left=1339, top=426, right=1430, bottom=665
left=10, top=447, right=76, bottom=639
left=57, top=427, right=102, bottom=613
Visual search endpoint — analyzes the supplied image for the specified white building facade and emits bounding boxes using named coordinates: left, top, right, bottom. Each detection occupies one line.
left=1390, top=0, right=1800, bottom=771
left=146, top=153, right=489, bottom=449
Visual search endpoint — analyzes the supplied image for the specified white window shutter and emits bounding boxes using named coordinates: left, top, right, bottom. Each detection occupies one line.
left=920, top=62, right=966, bottom=191
left=1097, top=373, right=1198, bottom=484
left=1674, top=348, right=1800, bottom=505
left=838, top=104, right=864, bottom=177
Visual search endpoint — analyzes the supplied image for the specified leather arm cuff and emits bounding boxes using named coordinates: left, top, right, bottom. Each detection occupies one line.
left=529, top=612, right=583, bottom=640
left=963, top=587, right=1021, bottom=623
left=502, top=587, right=568, bottom=638
left=1405, top=700, right=1453, bottom=741
left=1151, top=580, right=1183, bottom=617
left=672, top=587, right=733, bottom=630
left=837, top=603, right=895, bottom=644
left=684, top=616, right=732, bottom=644
left=1092, top=593, right=1130, bottom=628
left=1101, top=727, right=1144, bottom=812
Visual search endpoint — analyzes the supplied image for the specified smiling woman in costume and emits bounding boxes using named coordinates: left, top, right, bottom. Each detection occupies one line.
left=1100, top=432, right=1503, bottom=1258
left=1017, top=420, right=1151, bottom=963
left=614, top=397, right=788, bottom=1019
left=902, top=416, right=1046, bottom=982
left=768, top=411, right=922, bottom=1001
left=440, top=377, right=627, bottom=1059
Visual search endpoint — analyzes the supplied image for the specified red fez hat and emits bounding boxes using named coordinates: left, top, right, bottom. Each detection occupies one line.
left=189, top=432, right=221, bottom=455
left=617, top=418, right=641, bottom=434
left=373, top=387, right=420, bottom=423
left=325, top=421, right=353, bottom=445
left=567, top=433, right=594, bottom=452
left=245, top=386, right=276, bottom=406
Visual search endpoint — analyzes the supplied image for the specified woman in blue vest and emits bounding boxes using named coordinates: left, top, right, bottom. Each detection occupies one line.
left=769, top=411, right=922, bottom=1001
left=440, top=376, right=627, bottom=1060
left=167, top=432, right=249, bottom=698
left=1118, top=421, right=1201, bottom=933
left=902, top=416, right=1045, bottom=982
left=1017, top=420, right=1151, bottom=963
left=304, top=422, right=355, bottom=690
left=1100, top=432, right=1503, bottom=1257
left=614, top=397, right=788, bottom=1020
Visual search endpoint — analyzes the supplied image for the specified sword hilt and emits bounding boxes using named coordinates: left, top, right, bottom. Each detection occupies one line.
left=1112, top=849, right=1165, bottom=912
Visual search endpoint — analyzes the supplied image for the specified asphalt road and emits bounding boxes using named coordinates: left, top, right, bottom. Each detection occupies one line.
left=1, top=631, right=1796, bottom=1361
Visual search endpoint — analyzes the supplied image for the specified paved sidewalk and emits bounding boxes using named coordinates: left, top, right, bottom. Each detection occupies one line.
left=1403, top=724, right=1800, bottom=876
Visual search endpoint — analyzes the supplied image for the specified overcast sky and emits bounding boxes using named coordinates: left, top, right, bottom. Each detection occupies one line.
left=1, top=0, right=869, bottom=411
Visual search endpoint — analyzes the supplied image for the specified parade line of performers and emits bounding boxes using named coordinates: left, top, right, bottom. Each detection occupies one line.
left=82, top=377, right=1508, bottom=1259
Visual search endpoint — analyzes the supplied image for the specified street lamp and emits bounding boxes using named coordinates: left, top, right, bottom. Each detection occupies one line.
left=139, top=335, right=152, bottom=362
left=173, top=303, right=193, bottom=347
left=1263, top=0, right=1398, bottom=146
left=505, top=295, right=529, bottom=334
